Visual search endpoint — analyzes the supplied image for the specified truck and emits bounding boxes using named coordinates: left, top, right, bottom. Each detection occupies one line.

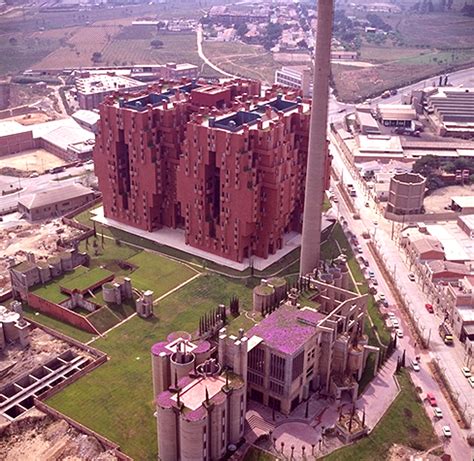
left=439, top=323, right=453, bottom=345
left=347, top=184, right=357, bottom=197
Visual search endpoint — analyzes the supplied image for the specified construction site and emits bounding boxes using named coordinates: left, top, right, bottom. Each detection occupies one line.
left=0, top=219, right=83, bottom=297
left=0, top=408, right=121, bottom=461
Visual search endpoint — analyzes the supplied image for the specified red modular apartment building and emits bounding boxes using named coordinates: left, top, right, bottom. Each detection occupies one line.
left=94, top=79, right=330, bottom=263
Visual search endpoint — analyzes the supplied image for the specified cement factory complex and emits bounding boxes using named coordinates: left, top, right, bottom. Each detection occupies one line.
left=1, top=0, right=474, bottom=460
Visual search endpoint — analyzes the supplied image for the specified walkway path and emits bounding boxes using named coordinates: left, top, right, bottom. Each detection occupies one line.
left=196, top=25, right=238, bottom=78
left=86, top=272, right=202, bottom=344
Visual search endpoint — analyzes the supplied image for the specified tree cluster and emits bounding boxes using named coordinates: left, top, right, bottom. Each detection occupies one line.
left=198, top=304, right=227, bottom=336
left=229, top=295, right=240, bottom=317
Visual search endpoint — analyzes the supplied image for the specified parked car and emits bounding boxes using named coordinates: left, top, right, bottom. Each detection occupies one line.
left=388, top=312, right=396, bottom=319
left=356, top=245, right=363, bottom=254
left=379, top=293, right=386, bottom=301
left=412, top=360, right=420, bottom=372
left=29, top=172, right=39, bottom=178
left=425, top=303, right=434, bottom=313
left=368, top=270, right=375, bottom=278
left=433, top=407, right=443, bottom=419
left=408, top=273, right=416, bottom=282
left=427, top=393, right=437, bottom=406
left=372, top=279, right=378, bottom=286
left=397, top=329, right=404, bottom=338
left=468, top=377, right=474, bottom=388
left=461, top=366, right=472, bottom=378
left=442, top=425, right=451, bottom=438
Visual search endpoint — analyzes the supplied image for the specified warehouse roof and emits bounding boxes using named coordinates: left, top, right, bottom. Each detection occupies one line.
left=377, top=104, right=417, bottom=121
left=19, top=184, right=94, bottom=210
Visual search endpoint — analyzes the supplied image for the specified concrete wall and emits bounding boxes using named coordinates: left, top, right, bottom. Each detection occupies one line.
left=27, top=292, right=99, bottom=334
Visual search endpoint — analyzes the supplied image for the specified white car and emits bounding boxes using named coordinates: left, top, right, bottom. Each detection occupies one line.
left=442, top=425, right=451, bottom=437
left=408, top=273, right=416, bottom=282
left=397, top=329, right=404, bottom=338
left=356, top=245, right=363, bottom=254
left=388, top=312, right=396, bottom=319
left=379, top=293, right=386, bottom=301
left=392, top=319, right=400, bottom=328
left=412, top=360, right=420, bottom=372
left=461, top=366, right=471, bottom=378
left=433, top=407, right=443, bottom=418
left=468, top=376, right=474, bottom=388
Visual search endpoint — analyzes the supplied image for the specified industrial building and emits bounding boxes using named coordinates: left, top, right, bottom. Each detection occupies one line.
left=425, top=87, right=474, bottom=138
left=152, top=332, right=246, bottom=461
left=247, top=258, right=376, bottom=414
left=18, top=184, right=96, bottom=222
left=94, top=79, right=331, bottom=263
left=274, top=66, right=312, bottom=98
left=0, top=118, right=95, bottom=161
left=0, top=302, right=30, bottom=351
left=75, top=73, right=148, bottom=110
left=387, top=173, right=426, bottom=215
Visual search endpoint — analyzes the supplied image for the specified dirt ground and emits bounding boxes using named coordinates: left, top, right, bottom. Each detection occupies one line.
left=0, top=219, right=82, bottom=294
left=424, top=184, right=474, bottom=213
left=0, top=327, right=93, bottom=386
left=387, top=443, right=443, bottom=460
left=11, top=112, right=52, bottom=126
left=0, top=149, right=65, bottom=174
left=0, top=408, right=119, bottom=461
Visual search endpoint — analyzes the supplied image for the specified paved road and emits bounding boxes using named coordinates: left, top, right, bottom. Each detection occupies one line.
left=330, top=138, right=473, bottom=460
left=0, top=164, right=90, bottom=215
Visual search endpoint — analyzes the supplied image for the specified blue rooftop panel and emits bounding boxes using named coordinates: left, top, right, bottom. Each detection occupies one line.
left=212, top=111, right=261, bottom=132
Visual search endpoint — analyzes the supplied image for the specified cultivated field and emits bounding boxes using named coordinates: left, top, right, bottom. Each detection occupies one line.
left=0, top=148, right=65, bottom=173
left=203, top=41, right=280, bottom=84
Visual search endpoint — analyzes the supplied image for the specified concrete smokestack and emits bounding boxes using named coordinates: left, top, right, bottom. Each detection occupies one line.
left=300, top=0, right=333, bottom=275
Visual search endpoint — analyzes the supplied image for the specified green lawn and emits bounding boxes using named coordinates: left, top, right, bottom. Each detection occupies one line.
left=125, top=251, right=197, bottom=299
left=367, top=296, right=391, bottom=346
left=322, top=371, right=438, bottom=460
left=87, top=306, right=121, bottom=333
left=23, top=305, right=94, bottom=343
left=60, top=267, right=113, bottom=292
left=46, top=273, right=252, bottom=460
left=31, top=266, right=90, bottom=303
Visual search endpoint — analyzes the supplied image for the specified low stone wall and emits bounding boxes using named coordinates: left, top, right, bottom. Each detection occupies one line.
left=0, top=105, right=40, bottom=120
left=37, top=352, right=107, bottom=402
left=384, top=210, right=459, bottom=223
left=63, top=196, right=102, bottom=221
left=27, top=292, right=100, bottom=335
left=34, top=400, right=133, bottom=461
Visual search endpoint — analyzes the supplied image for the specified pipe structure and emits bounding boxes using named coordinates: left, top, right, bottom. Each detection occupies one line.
left=300, top=0, right=334, bottom=275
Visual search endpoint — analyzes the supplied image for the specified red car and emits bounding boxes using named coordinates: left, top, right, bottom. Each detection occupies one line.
left=425, top=303, right=434, bottom=313
left=427, top=393, right=437, bottom=406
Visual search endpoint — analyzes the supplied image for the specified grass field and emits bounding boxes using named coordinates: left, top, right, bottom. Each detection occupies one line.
left=46, top=273, right=252, bottom=460
left=23, top=305, right=93, bottom=343
left=31, top=266, right=89, bottom=303
left=203, top=41, right=280, bottom=84
left=322, top=371, right=438, bottom=460
left=60, top=267, right=113, bottom=291
left=124, top=251, right=197, bottom=299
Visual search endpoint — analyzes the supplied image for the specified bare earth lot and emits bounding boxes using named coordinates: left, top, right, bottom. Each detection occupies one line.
left=0, top=149, right=65, bottom=173
left=0, top=220, right=82, bottom=295
left=424, top=184, right=474, bottom=213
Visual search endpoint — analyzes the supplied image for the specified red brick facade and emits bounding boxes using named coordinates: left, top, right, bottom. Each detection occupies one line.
left=94, top=79, right=331, bottom=263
